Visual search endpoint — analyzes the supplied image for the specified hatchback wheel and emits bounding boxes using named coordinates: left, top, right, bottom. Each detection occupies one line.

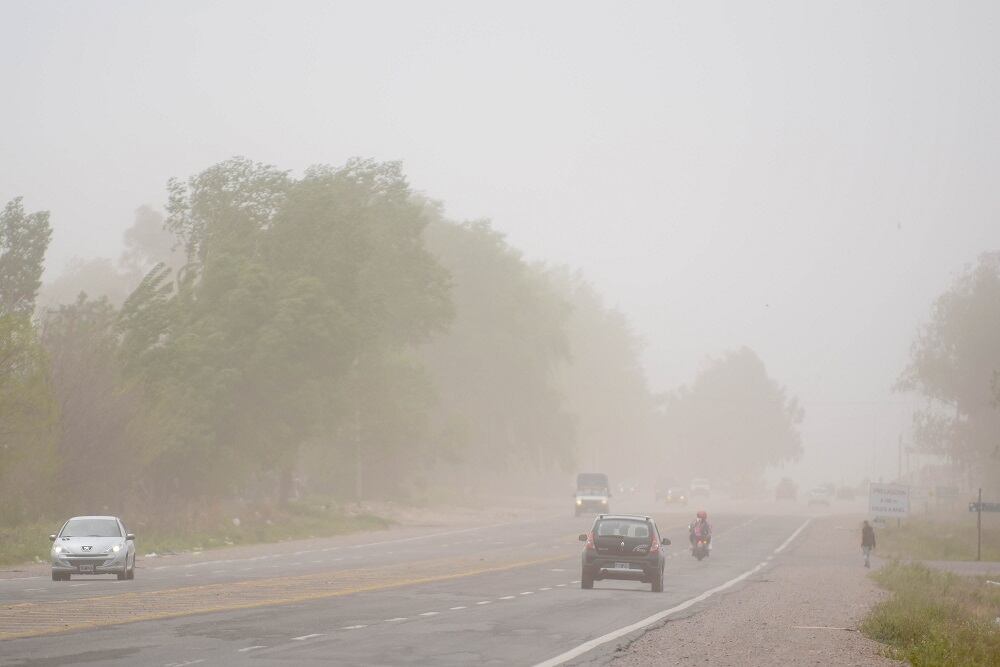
left=651, top=568, right=664, bottom=592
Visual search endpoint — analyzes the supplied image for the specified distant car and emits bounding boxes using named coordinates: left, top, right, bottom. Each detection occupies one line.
left=663, top=485, right=688, bottom=505
left=579, top=514, right=671, bottom=592
left=575, top=472, right=611, bottom=516
left=775, top=478, right=798, bottom=501
left=690, top=478, right=711, bottom=497
left=807, top=487, right=832, bottom=506
left=836, top=486, right=856, bottom=501
left=50, top=516, right=136, bottom=581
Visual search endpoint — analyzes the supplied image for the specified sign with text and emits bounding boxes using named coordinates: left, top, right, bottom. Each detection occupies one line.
left=869, top=483, right=910, bottom=517
left=969, top=501, right=1000, bottom=513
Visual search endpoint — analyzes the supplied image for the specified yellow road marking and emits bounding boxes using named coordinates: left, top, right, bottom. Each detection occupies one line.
left=0, top=553, right=571, bottom=641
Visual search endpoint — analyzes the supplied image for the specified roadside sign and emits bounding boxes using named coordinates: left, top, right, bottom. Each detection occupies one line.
left=869, top=483, right=909, bottom=517
left=969, top=501, right=1000, bottom=512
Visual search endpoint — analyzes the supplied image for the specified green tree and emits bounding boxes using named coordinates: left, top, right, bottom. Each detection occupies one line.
left=659, top=347, right=803, bottom=487
left=422, top=215, right=574, bottom=481
left=0, top=198, right=56, bottom=522
left=549, top=270, right=653, bottom=477
left=41, top=296, right=144, bottom=510
left=1, top=197, right=51, bottom=316
left=898, top=252, right=1000, bottom=490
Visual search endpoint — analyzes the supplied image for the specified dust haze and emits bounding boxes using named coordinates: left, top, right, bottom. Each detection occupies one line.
left=3, top=0, right=1000, bottom=527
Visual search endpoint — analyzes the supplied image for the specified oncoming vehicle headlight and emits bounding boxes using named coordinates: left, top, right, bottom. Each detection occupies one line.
left=600, top=498, right=607, bottom=504
left=576, top=499, right=582, bottom=505
left=105, top=544, right=122, bottom=554
left=53, top=545, right=64, bottom=554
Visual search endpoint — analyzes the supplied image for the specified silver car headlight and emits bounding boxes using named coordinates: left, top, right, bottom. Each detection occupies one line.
left=105, top=544, right=122, bottom=554
left=53, top=545, right=66, bottom=554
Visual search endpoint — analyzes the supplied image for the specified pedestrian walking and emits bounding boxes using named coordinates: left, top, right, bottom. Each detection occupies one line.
left=861, top=520, right=876, bottom=568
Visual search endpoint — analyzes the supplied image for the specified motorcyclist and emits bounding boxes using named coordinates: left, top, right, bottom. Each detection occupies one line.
left=689, top=510, right=712, bottom=547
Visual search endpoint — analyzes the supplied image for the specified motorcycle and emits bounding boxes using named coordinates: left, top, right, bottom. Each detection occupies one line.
left=691, top=538, right=710, bottom=561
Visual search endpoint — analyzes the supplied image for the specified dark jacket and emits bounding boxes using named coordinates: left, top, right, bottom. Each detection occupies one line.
left=861, top=524, right=876, bottom=548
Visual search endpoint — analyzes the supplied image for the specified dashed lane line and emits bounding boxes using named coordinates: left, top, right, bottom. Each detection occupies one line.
left=0, top=554, right=570, bottom=641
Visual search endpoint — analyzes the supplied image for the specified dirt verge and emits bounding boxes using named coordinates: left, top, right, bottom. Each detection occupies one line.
left=610, top=515, right=900, bottom=666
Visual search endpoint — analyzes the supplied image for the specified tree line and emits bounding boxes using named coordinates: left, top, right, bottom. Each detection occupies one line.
left=0, top=157, right=806, bottom=527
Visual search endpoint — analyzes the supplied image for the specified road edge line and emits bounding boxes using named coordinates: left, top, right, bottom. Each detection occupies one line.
left=531, top=518, right=813, bottom=667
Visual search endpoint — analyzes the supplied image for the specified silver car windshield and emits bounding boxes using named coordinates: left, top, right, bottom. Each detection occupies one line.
left=61, top=519, right=121, bottom=538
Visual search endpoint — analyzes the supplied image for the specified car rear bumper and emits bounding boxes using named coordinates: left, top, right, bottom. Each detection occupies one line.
left=583, top=555, right=660, bottom=581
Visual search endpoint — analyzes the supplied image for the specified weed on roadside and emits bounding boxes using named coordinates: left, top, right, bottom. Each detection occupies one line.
left=862, top=562, right=1000, bottom=666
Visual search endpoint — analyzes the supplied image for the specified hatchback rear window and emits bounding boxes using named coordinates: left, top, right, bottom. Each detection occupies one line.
left=595, top=520, right=649, bottom=538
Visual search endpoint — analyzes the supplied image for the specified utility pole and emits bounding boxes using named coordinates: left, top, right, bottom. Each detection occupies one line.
left=897, top=434, right=902, bottom=481
left=977, top=487, right=982, bottom=562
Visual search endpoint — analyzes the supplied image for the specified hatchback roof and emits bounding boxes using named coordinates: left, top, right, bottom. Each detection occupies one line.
left=595, top=514, right=651, bottom=521
left=66, top=515, right=119, bottom=521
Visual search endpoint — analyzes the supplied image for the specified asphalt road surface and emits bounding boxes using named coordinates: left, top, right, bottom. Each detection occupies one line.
left=0, top=506, right=814, bottom=666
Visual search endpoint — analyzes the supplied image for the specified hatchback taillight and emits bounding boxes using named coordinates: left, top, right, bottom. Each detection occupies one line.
left=650, top=535, right=660, bottom=553
left=585, top=531, right=595, bottom=550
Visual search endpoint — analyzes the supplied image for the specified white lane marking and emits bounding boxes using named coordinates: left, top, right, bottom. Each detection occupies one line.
left=532, top=519, right=812, bottom=667
left=476, top=600, right=491, bottom=605
left=0, top=576, right=42, bottom=584
left=539, top=587, right=552, bottom=591
left=71, top=583, right=86, bottom=587
left=550, top=568, right=566, bottom=572
left=342, top=625, right=367, bottom=630
left=164, top=661, right=205, bottom=666
left=520, top=591, right=534, bottom=595
left=419, top=611, right=439, bottom=616
left=570, top=580, right=580, bottom=584
left=292, top=633, right=324, bottom=641
left=498, top=595, right=516, bottom=600
left=555, top=584, right=566, bottom=587
left=449, top=606, right=467, bottom=610
left=774, top=519, right=812, bottom=554
left=237, top=646, right=266, bottom=652
left=384, top=617, right=407, bottom=622
left=25, top=588, right=43, bottom=592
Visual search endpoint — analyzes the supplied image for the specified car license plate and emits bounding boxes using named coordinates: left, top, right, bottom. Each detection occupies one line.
left=614, top=562, right=630, bottom=569
left=79, top=564, right=94, bottom=573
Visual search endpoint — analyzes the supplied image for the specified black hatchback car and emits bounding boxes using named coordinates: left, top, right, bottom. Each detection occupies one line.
left=579, top=514, right=670, bottom=592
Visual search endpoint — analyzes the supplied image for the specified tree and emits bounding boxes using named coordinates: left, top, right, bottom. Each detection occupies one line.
left=549, top=270, right=654, bottom=477
left=422, top=214, right=574, bottom=480
left=0, top=198, right=56, bottom=521
left=1, top=197, right=51, bottom=316
left=120, top=157, right=452, bottom=508
left=897, top=252, right=1000, bottom=489
left=659, top=347, right=803, bottom=487
left=41, top=296, right=143, bottom=510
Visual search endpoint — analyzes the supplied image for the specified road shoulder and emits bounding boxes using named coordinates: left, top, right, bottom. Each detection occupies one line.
left=609, top=514, right=900, bottom=666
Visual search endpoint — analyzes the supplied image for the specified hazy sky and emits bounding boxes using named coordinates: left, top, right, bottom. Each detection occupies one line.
left=4, top=1, right=999, bottom=486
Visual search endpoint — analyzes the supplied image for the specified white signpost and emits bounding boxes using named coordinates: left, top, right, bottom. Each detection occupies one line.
left=869, top=483, right=910, bottom=518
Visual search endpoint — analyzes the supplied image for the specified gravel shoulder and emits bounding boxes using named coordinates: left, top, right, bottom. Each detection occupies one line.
left=609, top=514, right=901, bottom=666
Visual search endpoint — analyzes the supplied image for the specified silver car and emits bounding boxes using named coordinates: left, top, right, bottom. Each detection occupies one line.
left=50, top=516, right=136, bottom=581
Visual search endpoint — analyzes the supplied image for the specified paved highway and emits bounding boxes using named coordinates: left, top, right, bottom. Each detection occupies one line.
left=0, top=508, right=813, bottom=666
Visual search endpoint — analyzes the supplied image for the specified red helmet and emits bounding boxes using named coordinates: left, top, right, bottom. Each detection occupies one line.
left=696, top=510, right=707, bottom=519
